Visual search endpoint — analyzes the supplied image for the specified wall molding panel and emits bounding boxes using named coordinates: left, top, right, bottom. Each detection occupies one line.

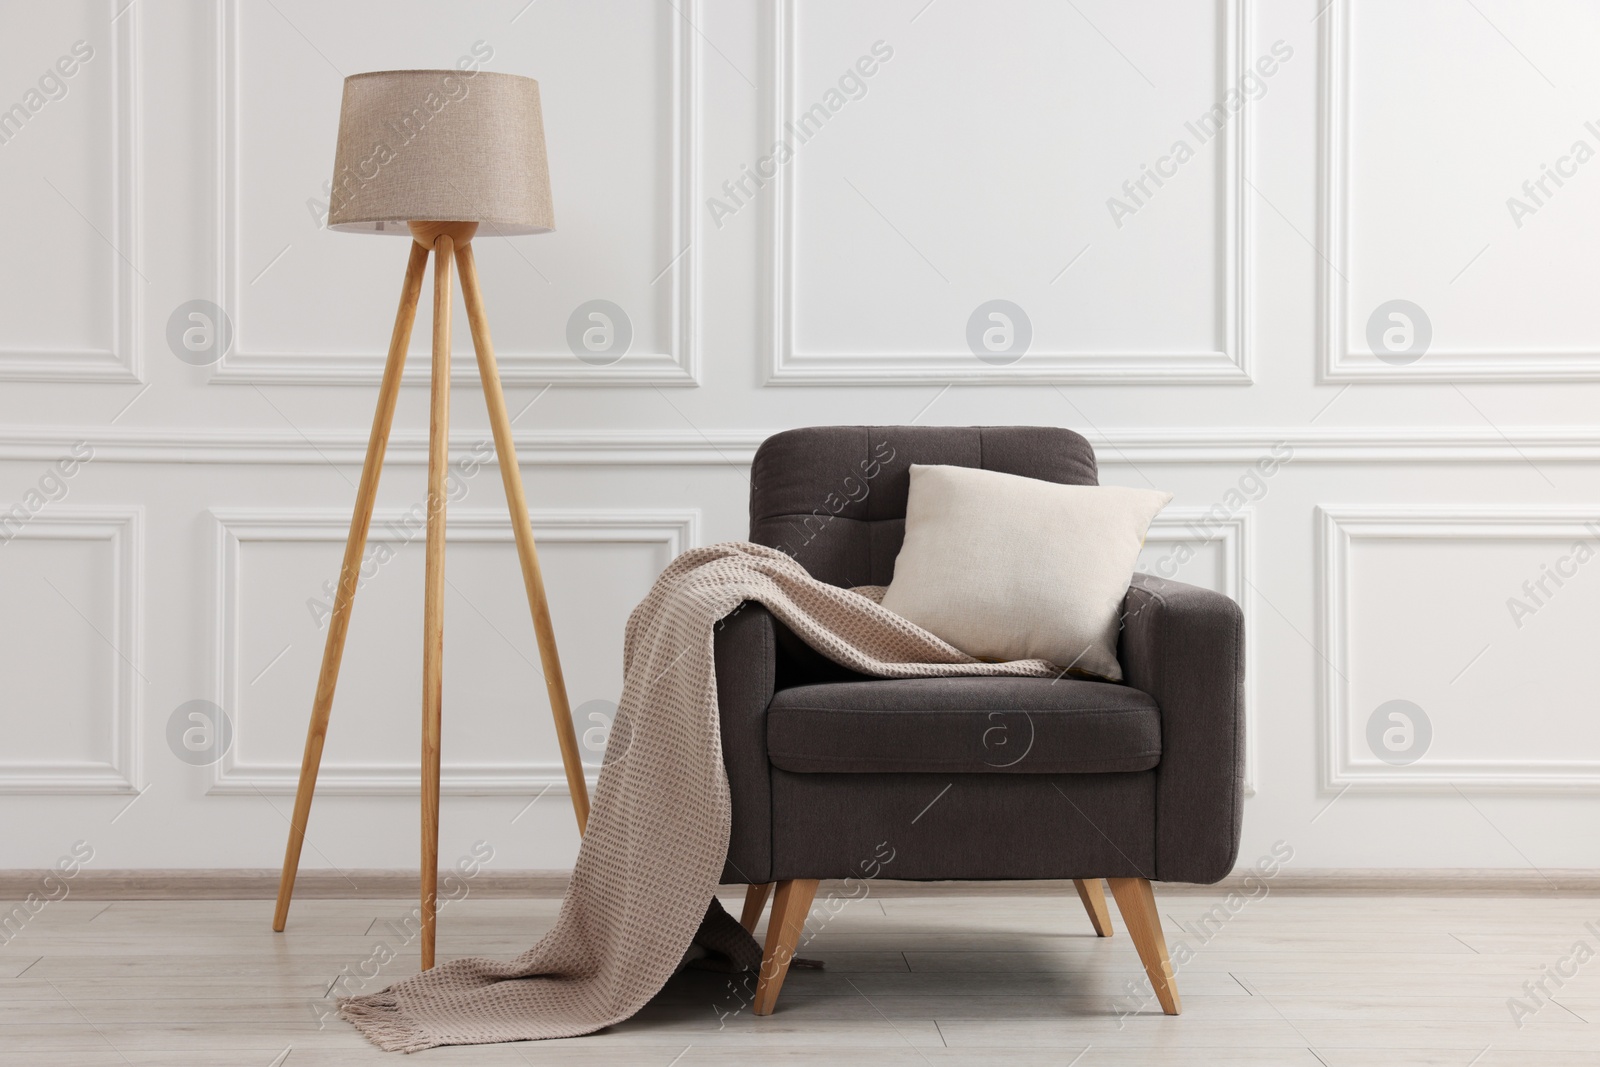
left=0, top=506, right=142, bottom=794
left=207, top=0, right=700, bottom=387
left=0, top=0, right=141, bottom=383
left=1320, top=0, right=1600, bottom=382
left=206, top=506, right=698, bottom=796
left=8, top=0, right=1600, bottom=873
left=5, top=425, right=1600, bottom=467
left=766, top=0, right=1252, bottom=384
left=1319, top=506, right=1600, bottom=792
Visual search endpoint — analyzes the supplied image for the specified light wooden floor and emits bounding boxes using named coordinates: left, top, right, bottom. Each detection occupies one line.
left=2, top=886, right=1597, bottom=1064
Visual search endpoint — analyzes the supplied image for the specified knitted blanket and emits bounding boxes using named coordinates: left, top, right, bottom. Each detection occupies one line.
left=340, top=541, right=1057, bottom=1051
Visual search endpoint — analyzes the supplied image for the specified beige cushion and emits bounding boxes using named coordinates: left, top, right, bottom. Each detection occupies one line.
left=879, top=464, right=1172, bottom=681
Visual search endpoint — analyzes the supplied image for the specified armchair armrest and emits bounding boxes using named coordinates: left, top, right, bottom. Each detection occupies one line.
left=1118, top=573, right=1245, bottom=884
left=715, top=601, right=777, bottom=884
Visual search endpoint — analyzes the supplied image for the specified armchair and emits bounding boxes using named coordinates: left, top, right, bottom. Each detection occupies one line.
left=717, top=426, right=1245, bottom=1017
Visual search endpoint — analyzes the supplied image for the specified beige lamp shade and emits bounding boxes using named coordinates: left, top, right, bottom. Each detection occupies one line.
left=327, top=69, right=554, bottom=236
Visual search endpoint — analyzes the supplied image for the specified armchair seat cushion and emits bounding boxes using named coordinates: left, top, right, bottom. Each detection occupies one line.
left=766, top=676, right=1161, bottom=774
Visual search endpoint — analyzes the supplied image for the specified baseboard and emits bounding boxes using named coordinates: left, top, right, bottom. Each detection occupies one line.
left=0, top=869, right=572, bottom=900
left=862, top=870, right=1600, bottom=897
left=5, top=867, right=1598, bottom=900
left=1188, top=868, right=1600, bottom=895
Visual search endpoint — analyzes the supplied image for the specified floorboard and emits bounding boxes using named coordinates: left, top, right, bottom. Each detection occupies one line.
left=0, top=889, right=1593, bottom=1062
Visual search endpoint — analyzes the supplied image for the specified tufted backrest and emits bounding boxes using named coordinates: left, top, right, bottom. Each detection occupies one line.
left=749, top=425, right=1099, bottom=589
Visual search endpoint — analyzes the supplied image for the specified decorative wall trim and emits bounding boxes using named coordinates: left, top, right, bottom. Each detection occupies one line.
left=0, top=507, right=142, bottom=794
left=17, top=866, right=1600, bottom=899
left=0, top=1, right=141, bottom=383
left=766, top=0, right=1251, bottom=384
left=207, top=506, right=698, bottom=795
left=1319, top=506, right=1600, bottom=791
left=1320, top=1, right=1600, bottom=382
left=0, top=868, right=574, bottom=900
left=1146, top=508, right=1257, bottom=794
left=9, top=425, right=1600, bottom=466
left=207, top=0, right=699, bottom=386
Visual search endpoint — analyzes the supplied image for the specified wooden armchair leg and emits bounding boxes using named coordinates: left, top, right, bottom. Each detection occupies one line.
left=752, top=878, right=819, bottom=1016
left=1073, top=878, right=1114, bottom=937
left=740, top=882, right=774, bottom=934
left=1106, top=877, right=1181, bottom=1015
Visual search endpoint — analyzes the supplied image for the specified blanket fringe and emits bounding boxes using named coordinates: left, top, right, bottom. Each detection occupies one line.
left=338, top=992, right=436, bottom=1054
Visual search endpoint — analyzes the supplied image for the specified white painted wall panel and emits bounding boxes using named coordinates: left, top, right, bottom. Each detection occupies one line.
left=0, top=0, right=137, bottom=381
left=210, top=508, right=691, bottom=794
left=0, top=508, right=139, bottom=793
left=772, top=0, right=1245, bottom=381
left=218, top=0, right=695, bottom=383
left=1324, top=508, right=1600, bottom=790
left=1, top=0, right=1598, bottom=874
left=1327, top=0, right=1600, bottom=379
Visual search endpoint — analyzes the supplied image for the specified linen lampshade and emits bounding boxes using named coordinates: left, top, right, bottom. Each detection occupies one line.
left=327, top=69, right=554, bottom=236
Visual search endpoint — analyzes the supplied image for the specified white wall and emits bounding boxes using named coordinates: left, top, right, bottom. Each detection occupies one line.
left=3, top=0, right=1599, bottom=875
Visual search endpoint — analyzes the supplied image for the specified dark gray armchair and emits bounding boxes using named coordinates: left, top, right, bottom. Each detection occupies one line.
left=718, top=426, right=1244, bottom=1016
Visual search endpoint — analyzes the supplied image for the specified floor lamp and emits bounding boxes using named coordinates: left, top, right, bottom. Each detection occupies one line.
left=271, top=69, right=591, bottom=970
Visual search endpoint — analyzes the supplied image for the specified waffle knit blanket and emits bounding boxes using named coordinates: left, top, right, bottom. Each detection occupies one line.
left=340, top=541, right=1057, bottom=1051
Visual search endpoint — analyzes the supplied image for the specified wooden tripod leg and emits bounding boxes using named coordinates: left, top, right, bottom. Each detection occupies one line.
left=752, top=878, right=818, bottom=1016
left=419, top=235, right=455, bottom=971
left=1074, top=878, right=1113, bottom=937
left=740, top=883, right=774, bottom=934
left=454, top=242, right=590, bottom=832
left=273, top=240, right=428, bottom=934
left=1107, top=877, right=1181, bottom=1015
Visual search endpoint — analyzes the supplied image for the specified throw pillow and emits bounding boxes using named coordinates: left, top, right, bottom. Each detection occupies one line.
left=878, top=464, right=1171, bottom=681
